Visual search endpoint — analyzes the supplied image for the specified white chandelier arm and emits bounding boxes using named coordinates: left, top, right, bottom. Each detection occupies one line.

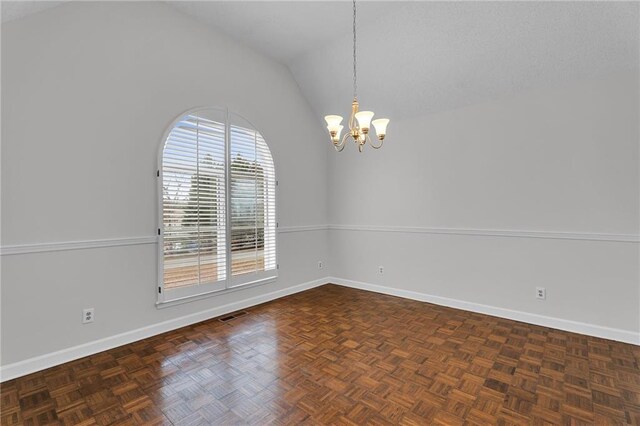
left=368, top=133, right=384, bottom=149
left=333, top=131, right=351, bottom=152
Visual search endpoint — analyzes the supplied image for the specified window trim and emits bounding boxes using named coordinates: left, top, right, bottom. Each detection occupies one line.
left=156, top=107, right=278, bottom=306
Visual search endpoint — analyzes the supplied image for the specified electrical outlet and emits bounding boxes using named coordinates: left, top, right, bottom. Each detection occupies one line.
left=379, top=266, right=384, bottom=274
left=536, top=287, right=546, bottom=300
left=318, top=261, right=323, bottom=269
left=82, top=308, right=95, bottom=324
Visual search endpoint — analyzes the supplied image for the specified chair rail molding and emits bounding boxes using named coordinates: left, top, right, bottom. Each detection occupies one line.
left=0, top=236, right=158, bottom=256
left=0, top=225, right=332, bottom=256
left=2, top=224, right=637, bottom=256
left=328, top=224, right=640, bottom=243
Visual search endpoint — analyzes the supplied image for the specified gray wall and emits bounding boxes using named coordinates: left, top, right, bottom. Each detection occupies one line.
left=1, top=1, right=330, bottom=365
left=328, top=72, right=639, bottom=335
left=2, top=1, right=639, bottom=371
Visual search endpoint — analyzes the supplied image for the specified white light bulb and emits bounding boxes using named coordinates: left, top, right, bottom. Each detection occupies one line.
left=333, top=125, right=344, bottom=142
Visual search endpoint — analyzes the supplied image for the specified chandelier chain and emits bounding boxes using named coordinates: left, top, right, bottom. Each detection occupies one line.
left=353, top=0, right=357, bottom=99
left=323, top=0, right=388, bottom=152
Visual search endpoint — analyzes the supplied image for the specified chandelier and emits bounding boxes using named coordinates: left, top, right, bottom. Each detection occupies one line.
left=324, top=0, right=389, bottom=152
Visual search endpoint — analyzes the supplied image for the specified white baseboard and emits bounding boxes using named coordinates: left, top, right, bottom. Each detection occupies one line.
left=3, top=276, right=637, bottom=382
left=329, top=277, right=640, bottom=346
left=0, top=278, right=327, bottom=382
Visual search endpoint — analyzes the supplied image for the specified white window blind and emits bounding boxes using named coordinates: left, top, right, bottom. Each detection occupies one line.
left=229, top=125, right=277, bottom=286
left=159, top=109, right=276, bottom=302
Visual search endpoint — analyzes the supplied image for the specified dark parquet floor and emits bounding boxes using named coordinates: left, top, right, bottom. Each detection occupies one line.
left=2, top=284, right=639, bottom=425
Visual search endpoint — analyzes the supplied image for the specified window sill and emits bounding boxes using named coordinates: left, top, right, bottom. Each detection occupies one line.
left=156, top=275, right=278, bottom=309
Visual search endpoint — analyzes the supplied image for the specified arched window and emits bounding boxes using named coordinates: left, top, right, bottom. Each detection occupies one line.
left=158, top=108, right=276, bottom=303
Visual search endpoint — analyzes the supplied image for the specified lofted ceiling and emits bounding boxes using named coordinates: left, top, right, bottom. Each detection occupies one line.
left=166, top=1, right=386, bottom=63
left=3, top=1, right=639, bottom=121
left=168, top=1, right=640, bottom=120
left=0, top=1, right=66, bottom=23
left=289, top=1, right=639, bottom=120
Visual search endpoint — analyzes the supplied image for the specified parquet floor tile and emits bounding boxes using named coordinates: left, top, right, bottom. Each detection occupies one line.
left=2, top=284, right=639, bottom=425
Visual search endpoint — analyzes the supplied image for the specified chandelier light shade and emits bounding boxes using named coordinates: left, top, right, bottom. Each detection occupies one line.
left=324, top=0, right=390, bottom=152
left=372, top=118, right=389, bottom=138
